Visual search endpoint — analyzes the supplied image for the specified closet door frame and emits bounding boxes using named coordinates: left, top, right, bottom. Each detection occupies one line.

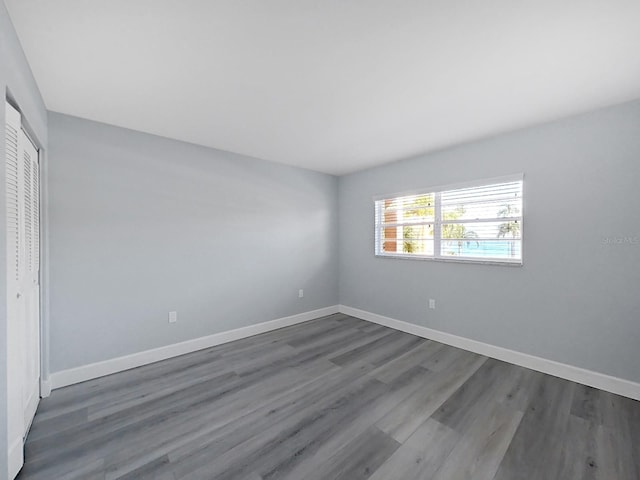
left=4, top=99, right=47, bottom=480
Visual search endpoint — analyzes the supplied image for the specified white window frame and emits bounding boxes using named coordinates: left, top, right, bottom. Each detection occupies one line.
left=374, top=174, right=524, bottom=266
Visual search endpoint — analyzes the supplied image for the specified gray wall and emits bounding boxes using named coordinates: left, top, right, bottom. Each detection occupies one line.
left=1, top=1, right=48, bottom=474
left=48, top=112, right=338, bottom=372
left=339, top=100, right=640, bottom=383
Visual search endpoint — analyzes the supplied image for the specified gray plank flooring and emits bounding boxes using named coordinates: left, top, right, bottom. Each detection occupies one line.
left=17, top=313, right=640, bottom=479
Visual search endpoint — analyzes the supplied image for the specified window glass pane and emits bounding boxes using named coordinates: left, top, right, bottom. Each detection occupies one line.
left=441, top=197, right=522, bottom=221
left=441, top=182, right=521, bottom=205
left=380, top=225, right=399, bottom=253
left=401, top=224, right=433, bottom=240
left=401, top=224, right=434, bottom=255
left=382, top=194, right=435, bottom=223
left=441, top=218, right=522, bottom=260
left=402, top=240, right=434, bottom=255
left=380, top=225, right=434, bottom=255
left=441, top=220, right=521, bottom=241
left=440, top=239, right=521, bottom=260
left=441, top=182, right=522, bottom=221
left=380, top=239, right=435, bottom=255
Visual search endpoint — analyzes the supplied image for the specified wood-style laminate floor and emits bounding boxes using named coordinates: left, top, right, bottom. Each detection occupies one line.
left=18, top=313, right=640, bottom=480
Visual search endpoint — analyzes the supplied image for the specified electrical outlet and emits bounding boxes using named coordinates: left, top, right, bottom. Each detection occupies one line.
left=169, top=311, right=178, bottom=323
left=428, top=299, right=436, bottom=309
left=298, top=289, right=304, bottom=298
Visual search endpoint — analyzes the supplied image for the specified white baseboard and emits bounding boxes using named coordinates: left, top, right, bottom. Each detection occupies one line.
left=49, top=303, right=640, bottom=401
left=8, top=436, right=23, bottom=480
left=339, top=305, right=640, bottom=401
left=50, top=305, right=339, bottom=389
left=40, top=378, right=52, bottom=398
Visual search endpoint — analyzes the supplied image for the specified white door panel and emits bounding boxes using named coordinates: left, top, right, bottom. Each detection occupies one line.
left=5, top=101, right=25, bottom=480
left=5, top=101, right=41, bottom=479
left=21, top=132, right=40, bottom=431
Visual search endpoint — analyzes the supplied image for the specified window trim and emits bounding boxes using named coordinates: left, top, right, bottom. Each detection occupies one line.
left=374, top=174, right=524, bottom=266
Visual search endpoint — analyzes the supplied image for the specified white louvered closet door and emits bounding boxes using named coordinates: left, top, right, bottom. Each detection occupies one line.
left=5, top=101, right=41, bottom=480
left=21, top=123, right=41, bottom=432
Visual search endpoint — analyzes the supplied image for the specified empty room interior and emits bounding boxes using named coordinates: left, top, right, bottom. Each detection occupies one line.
left=2, top=1, right=640, bottom=479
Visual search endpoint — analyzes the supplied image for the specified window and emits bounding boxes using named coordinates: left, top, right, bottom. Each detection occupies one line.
left=374, top=176, right=523, bottom=265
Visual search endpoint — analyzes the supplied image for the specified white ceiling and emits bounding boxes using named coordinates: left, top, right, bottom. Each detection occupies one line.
left=6, top=0, right=640, bottom=175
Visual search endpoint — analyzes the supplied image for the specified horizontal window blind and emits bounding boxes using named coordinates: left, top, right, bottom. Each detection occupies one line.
left=375, top=177, right=523, bottom=264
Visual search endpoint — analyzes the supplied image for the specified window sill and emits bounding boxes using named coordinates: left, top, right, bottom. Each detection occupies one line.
left=374, top=253, right=523, bottom=267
